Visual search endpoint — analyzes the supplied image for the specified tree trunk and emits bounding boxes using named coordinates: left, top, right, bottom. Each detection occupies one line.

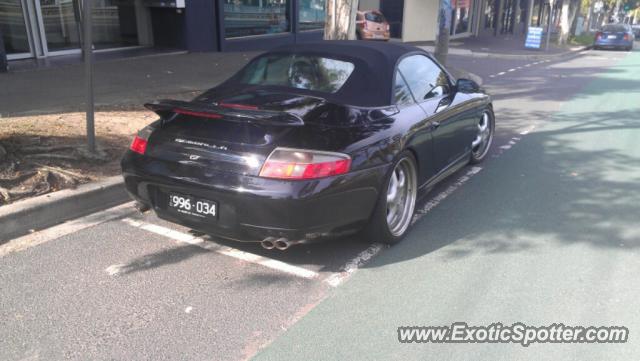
left=434, top=0, right=451, bottom=65
left=0, top=142, right=6, bottom=162
left=558, top=0, right=571, bottom=45
left=568, top=0, right=581, bottom=36
left=324, top=0, right=359, bottom=40
left=584, top=0, right=594, bottom=32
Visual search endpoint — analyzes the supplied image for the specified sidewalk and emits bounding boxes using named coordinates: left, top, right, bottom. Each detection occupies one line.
left=0, top=51, right=258, bottom=117
left=0, top=35, right=587, bottom=117
left=414, top=33, right=587, bottom=59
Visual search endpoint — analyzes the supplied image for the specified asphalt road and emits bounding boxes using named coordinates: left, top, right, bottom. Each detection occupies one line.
left=1, top=47, right=638, bottom=361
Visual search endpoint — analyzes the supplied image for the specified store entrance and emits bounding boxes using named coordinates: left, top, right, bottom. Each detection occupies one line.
left=1, top=0, right=141, bottom=59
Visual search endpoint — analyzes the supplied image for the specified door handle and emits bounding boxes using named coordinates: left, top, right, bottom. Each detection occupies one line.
left=430, top=121, right=441, bottom=130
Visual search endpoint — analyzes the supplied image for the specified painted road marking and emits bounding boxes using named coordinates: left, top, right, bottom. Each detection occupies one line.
left=519, top=125, right=536, bottom=135
left=412, top=166, right=483, bottom=219
left=118, top=218, right=319, bottom=280
left=324, top=243, right=384, bottom=287
left=498, top=71, right=506, bottom=76
left=508, top=68, right=516, bottom=72
left=0, top=202, right=136, bottom=258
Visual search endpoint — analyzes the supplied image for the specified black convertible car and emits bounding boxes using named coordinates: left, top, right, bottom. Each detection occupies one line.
left=122, top=41, right=494, bottom=249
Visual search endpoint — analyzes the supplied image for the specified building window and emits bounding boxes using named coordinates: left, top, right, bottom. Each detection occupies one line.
left=223, top=0, right=291, bottom=39
left=92, top=0, right=139, bottom=49
left=298, top=0, right=325, bottom=31
left=0, top=0, right=32, bottom=54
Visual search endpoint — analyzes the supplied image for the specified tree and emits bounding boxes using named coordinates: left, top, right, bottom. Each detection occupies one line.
left=558, top=0, right=582, bottom=44
left=324, top=0, right=359, bottom=40
left=434, top=0, right=452, bottom=65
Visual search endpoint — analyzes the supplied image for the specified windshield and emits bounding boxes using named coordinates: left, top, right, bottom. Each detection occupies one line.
left=365, top=12, right=386, bottom=23
left=602, top=24, right=628, bottom=32
left=235, top=54, right=356, bottom=93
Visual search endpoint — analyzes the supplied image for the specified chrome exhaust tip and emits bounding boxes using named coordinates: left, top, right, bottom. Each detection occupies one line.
left=274, top=238, right=290, bottom=251
left=260, top=237, right=276, bottom=250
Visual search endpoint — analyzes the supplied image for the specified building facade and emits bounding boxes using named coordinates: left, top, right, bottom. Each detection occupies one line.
left=0, top=0, right=326, bottom=60
left=1, top=0, right=547, bottom=62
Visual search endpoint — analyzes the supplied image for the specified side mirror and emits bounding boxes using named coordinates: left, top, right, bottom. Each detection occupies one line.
left=455, top=78, right=481, bottom=93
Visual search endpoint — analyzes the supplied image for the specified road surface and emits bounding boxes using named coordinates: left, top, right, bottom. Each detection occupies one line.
left=1, top=48, right=638, bottom=361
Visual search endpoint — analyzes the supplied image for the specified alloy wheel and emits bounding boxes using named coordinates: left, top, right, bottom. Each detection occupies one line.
left=471, top=110, right=493, bottom=160
left=386, top=158, right=417, bottom=237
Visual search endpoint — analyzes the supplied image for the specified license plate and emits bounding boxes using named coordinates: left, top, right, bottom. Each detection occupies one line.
left=372, top=34, right=384, bottom=39
left=608, top=35, right=617, bottom=39
left=168, top=193, right=217, bottom=219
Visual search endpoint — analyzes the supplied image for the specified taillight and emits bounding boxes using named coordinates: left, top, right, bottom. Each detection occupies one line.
left=624, top=33, right=630, bottom=41
left=363, top=21, right=368, bottom=30
left=595, top=32, right=602, bottom=40
left=129, top=126, right=153, bottom=155
left=386, top=24, right=390, bottom=31
left=130, top=136, right=147, bottom=155
left=259, top=148, right=351, bottom=180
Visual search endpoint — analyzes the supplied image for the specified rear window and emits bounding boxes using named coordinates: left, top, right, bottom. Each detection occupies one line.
left=365, top=12, right=385, bottom=23
left=602, top=24, right=628, bottom=32
left=236, top=54, right=355, bottom=94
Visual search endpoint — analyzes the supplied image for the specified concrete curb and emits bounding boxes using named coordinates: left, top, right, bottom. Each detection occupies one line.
left=418, top=45, right=590, bottom=60
left=0, top=176, right=128, bottom=242
left=466, top=46, right=590, bottom=60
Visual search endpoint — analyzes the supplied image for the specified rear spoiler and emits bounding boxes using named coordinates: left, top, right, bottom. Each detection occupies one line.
left=144, top=99, right=304, bottom=127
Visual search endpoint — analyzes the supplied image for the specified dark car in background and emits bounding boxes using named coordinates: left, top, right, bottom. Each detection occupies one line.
left=594, top=24, right=635, bottom=50
left=356, top=10, right=390, bottom=41
left=632, top=24, right=640, bottom=38
left=121, top=42, right=494, bottom=249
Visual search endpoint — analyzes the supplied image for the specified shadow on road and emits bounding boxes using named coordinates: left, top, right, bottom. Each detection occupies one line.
left=368, top=109, right=640, bottom=267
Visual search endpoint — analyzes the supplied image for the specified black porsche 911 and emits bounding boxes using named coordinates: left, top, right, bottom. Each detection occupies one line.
left=121, top=41, right=494, bottom=249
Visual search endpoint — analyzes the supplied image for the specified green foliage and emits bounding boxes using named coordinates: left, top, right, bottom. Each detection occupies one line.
left=570, top=32, right=596, bottom=45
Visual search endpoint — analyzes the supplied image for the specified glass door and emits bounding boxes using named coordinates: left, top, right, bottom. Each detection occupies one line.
left=0, top=0, right=35, bottom=58
left=38, top=0, right=81, bottom=52
left=450, top=0, right=474, bottom=37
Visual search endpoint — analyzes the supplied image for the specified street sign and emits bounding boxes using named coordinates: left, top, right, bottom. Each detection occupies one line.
left=525, top=27, right=544, bottom=49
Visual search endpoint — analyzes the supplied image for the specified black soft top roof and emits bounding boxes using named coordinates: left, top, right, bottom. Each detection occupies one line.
left=255, top=41, right=429, bottom=107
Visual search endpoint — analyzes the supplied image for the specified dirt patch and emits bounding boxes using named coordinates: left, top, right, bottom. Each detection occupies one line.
left=0, top=107, right=155, bottom=205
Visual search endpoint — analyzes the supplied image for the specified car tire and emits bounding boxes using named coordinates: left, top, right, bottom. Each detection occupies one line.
left=362, top=151, right=418, bottom=245
left=470, top=107, right=495, bottom=164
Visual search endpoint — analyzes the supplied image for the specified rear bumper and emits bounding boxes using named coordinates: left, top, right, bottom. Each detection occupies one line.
left=594, top=39, right=633, bottom=48
left=358, top=29, right=390, bottom=40
left=121, top=151, right=389, bottom=242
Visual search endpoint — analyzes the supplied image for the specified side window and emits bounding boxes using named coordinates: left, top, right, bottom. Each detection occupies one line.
left=394, top=70, right=414, bottom=105
left=397, top=55, right=451, bottom=102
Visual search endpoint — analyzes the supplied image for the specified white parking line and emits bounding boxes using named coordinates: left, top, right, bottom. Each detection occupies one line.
left=508, top=68, right=516, bottom=72
left=324, top=243, right=384, bottom=287
left=498, top=71, right=506, bottom=76
left=119, top=218, right=319, bottom=280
